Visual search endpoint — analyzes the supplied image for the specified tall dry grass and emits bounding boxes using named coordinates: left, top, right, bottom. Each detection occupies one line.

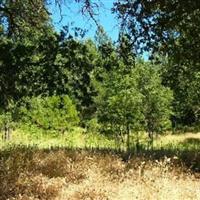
left=0, top=146, right=199, bottom=200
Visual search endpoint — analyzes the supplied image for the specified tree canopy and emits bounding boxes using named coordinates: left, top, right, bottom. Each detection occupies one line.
left=0, top=0, right=199, bottom=140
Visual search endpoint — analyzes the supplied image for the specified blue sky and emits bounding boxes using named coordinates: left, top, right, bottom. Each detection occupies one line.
left=49, top=1, right=149, bottom=60
left=49, top=1, right=119, bottom=41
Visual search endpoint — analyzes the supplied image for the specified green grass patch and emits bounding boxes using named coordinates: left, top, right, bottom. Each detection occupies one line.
left=1, top=128, right=200, bottom=153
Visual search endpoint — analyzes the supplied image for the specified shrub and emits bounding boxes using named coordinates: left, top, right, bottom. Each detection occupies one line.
left=19, top=95, right=79, bottom=133
left=85, top=118, right=101, bottom=133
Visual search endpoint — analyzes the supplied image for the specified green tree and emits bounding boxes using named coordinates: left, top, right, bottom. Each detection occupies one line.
left=95, top=26, right=117, bottom=72
left=0, top=0, right=49, bottom=38
left=95, top=61, right=173, bottom=149
left=57, top=37, right=100, bottom=121
left=0, top=0, right=59, bottom=139
left=114, top=0, right=200, bottom=127
left=95, top=63, right=144, bottom=150
left=117, top=33, right=135, bottom=69
left=134, top=62, right=173, bottom=146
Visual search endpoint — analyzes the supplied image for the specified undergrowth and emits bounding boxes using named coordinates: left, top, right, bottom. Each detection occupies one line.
left=0, top=131, right=199, bottom=199
left=0, top=145, right=199, bottom=200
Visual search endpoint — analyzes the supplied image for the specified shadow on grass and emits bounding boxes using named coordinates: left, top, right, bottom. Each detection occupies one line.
left=134, top=137, right=200, bottom=172
left=137, top=149, right=199, bottom=173
left=181, top=137, right=200, bottom=146
left=0, top=142, right=199, bottom=173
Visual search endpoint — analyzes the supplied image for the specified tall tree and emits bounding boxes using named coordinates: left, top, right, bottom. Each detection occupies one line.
left=0, top=0, right=57, bottom=139
left=95, top=61, right=173, bottom=150
left=117, top=33, right=135, bottom=69
left=57, top=37, right=100, bottom=121
left=0, top=0, right=50, bottom=38
left=113, top=0, right=200, bottom=126
left=95, top=62, right=144, bottom=151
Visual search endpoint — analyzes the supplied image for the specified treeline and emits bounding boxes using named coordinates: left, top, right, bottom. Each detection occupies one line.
left=0, top=0, right=199, bottom=143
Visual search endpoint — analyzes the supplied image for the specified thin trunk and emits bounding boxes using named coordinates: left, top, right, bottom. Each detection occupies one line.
left=148, top=131, right=154, bottom=150
left=136, top=131, right=140, bottom=153
left=3, top=123, right=12, bottom=141
left=126, top=124, right=130, bottom=152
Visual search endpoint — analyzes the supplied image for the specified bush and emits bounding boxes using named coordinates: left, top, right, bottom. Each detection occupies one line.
left=85, top=118, right=100, bottom=133
left=19, top=95, right=79, bottom=133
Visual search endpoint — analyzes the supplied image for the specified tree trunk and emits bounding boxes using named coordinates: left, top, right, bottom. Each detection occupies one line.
left=126, top=124, right=130, bottom=152
left=2, top=123, right=12, bottom=141
left=148, top=131, right=154, bottom=150
left=136, top=131, right=140, bottom=154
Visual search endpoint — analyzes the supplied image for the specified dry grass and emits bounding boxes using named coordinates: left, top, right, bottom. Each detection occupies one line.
left=0, top=147, right=199, bottom=200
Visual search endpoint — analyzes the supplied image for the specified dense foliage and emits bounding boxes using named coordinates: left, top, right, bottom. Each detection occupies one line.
left=0, top=0, right=199, bottom=145
left=95, top=62, right=173, bottom=148
left=19, top=95, right=79, bottom=133
left=113, top=0, right=200, bottom=126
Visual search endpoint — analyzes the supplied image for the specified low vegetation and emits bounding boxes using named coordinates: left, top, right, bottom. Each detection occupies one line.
left=0, top=139, right=199, bottom=200
left=0, top=131, right=199, bottom=200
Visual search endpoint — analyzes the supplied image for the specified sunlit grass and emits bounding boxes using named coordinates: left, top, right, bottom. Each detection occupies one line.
left=0, top=128, right=200, bottom=152
left=0, top=128, right=116, bottom=150
left=155, top=132, right=200, bottom=151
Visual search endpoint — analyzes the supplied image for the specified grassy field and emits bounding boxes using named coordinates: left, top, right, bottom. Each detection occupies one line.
left=1, top=128, right=200, bottom=151
left=0, top=130, right=200, bottom=200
